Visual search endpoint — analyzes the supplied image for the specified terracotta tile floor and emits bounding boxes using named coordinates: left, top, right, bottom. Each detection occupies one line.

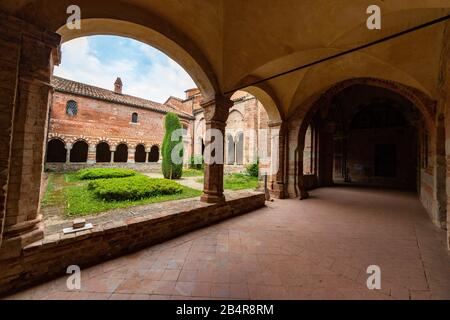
left=5, top=186, right=450, bottom=300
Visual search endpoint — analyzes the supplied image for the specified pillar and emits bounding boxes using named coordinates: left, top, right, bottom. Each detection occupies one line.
left=87, top=145, right=96, bottom=164
left=268, top=121, right=288, bottom=199
left=0, top=13, right=61, bottom=258
left=110, top=149, right=115, bottom=163
left=438, top=20, right=450, bottom=249
left=128, top=148, right=135, bottom=163
left=65, top=143, right=72, bottom=164
left=200, top=95, right=232, bottom=204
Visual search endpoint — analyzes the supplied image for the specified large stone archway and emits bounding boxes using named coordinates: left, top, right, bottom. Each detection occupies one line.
left=289, top=77, right=446, bottom=229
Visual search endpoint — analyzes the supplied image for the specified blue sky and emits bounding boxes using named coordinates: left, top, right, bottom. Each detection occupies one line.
left=54, top=35, right=196, bottom=103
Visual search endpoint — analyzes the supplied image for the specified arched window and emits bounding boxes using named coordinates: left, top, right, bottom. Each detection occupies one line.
left=135, top=144, right=146, bottom=163
left=70, top=140, right=88, bottom=163
left=96, top=142, right=110, bottom=163
left=114, top=143, right=128, bottom=162
left=149, top=145, right=160, bottom=162
left=227, top=134, right=235, bottom=165
left=66, top=100, right=78, bottom=116
left=46, top=139, right=66, bottom=163
left=131, top=112, right=138, bottom=123
left=235, top=132, right=244, bottom=165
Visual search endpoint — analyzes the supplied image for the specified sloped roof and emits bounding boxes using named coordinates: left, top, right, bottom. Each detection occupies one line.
left=52, top=76, right=194, bottom=119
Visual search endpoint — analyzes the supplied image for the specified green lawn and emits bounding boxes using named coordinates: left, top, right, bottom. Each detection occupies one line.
left=182, top=168, right=204, bottom=177
left=42, top=172, right=202, bottom=217
left=196, top=173, right=258, bottom=190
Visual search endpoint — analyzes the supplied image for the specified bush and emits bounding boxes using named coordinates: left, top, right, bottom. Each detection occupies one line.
left=88, top=175, right=183, bottom=201
left=245, top=160, right=259, bottom=177
left=77, top=168, right=136, bottom=180
left=161, top=112, right=184, bottom=179
left=188, top=154, right=204, bottom=170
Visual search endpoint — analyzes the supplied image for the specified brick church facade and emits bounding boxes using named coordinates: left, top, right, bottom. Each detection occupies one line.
left=46, top=76, right=270, bottom=172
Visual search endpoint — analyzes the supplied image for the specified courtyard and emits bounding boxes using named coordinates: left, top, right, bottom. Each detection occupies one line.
left=41, top=168, right=258, bottom=233
left=2, top=1, right=450, bottom=303
left=5, top=187, right=450, bottom=300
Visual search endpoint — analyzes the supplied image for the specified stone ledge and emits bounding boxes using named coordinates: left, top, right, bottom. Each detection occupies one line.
left=0, top=191, right=265, bottom=296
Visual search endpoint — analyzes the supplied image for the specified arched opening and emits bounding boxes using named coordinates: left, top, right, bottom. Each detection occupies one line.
left=226, top=89, right=278, bottom=172
left=46, top=139, right=66, bottom=163
left=135, top=144, right=146, bottom=163
left=57, top=18, right=217, bottom=99
left=70, top=140, right=88, bottom=163
left=235, top=132, right=244, bottom=165
left=114, top=144, right=128, bottom=163
left=299, top=84, right=429, bottom=192
left=226, top=134, right=235, bottom=165
left=96, top=142, right=111, bottom=163
left=149, top=145, right=160, bottom=162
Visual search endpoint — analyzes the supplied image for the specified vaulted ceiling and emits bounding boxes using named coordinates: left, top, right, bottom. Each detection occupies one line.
left=2, top=0, right=450, bottom=121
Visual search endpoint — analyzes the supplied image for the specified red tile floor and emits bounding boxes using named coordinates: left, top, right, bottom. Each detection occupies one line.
left=5, top=187, right=450, bottom=300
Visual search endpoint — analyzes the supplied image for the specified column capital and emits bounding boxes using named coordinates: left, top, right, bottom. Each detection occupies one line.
left=201, top=95, right=233, bottom=123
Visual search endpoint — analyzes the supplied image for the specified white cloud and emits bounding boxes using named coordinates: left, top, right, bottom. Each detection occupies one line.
left=53, top=37, right=196, bottom=103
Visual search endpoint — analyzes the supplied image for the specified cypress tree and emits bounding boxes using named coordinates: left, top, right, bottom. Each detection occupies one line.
left=161, top=112, right=184, bottom=179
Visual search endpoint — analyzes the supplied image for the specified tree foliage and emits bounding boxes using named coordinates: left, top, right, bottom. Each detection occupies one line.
left=161, top=112, right=184, bottom=179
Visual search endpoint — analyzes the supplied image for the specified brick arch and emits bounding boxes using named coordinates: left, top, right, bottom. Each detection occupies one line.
left=135, top=144, right=147, bottom=163
left=96, top=141, right=111, bottom=163
left=112, top=140, right=130, bottom=148
left=56, top=15, right=218, bottom=100
left=46, top=138, right=66, bottom=163
left=70, top=140, right=89, bottom=163
left=70, top=136, right=91, bottom=145
left=148, top=144, right=160, bottom=163
left=114, top=143, right=129, bottom=163
left=292, top=77, right=436, bottom=199
left=48, top=134, right=67, bottom=145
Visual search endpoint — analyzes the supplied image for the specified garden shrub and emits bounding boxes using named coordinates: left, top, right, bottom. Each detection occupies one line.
left=188, top=154, right=204, bottom=170
left=77, top=168, right=136, bottom=180
left=245, top=159, right=259, bottom=177
left=88, top=175, right=183, bottom=201
left=161, top=112, right=184, bottom=179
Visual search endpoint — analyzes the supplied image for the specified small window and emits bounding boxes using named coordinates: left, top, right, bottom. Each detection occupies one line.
left=132, top=112, right=138, bottom=123
left=66, top=100, right=78, bottom=116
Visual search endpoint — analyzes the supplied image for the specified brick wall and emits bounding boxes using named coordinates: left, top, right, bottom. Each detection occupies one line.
left=49, top=91, right=193, bottom=152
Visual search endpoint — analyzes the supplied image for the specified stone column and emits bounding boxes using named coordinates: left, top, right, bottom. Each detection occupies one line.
left=200, top=95, right=232, bottom=204
left=0, top=13, right=61, bottom=258
left=145, top=151, right=150, bottom=163
left=128, top=148, right=135, bottom=163
left=268, top=121, right=289, bottom=199
left=87, top=145, right=96, bottom=164
left=65, top=143, right=72, bottom=164
left=110, top=147, right=116, bottom=163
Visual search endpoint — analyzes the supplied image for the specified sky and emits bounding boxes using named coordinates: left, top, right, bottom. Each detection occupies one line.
left=53, top=35, right=196, bottom=103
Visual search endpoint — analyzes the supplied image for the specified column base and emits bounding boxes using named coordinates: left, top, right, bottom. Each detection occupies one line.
left=201, top=193, right=225, bottom=204
left=269, top=182, right=286, bottom=199
left=0, top=224, right=43, bottom=260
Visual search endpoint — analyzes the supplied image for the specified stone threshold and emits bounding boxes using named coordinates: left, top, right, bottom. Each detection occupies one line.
left=0, top=191, right=266, bottom=296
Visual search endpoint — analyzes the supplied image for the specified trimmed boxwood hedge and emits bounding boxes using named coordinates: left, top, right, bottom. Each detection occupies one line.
left=87, top=175, right=183, bottom=201
left=77, top=168, right=136, bottom=180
